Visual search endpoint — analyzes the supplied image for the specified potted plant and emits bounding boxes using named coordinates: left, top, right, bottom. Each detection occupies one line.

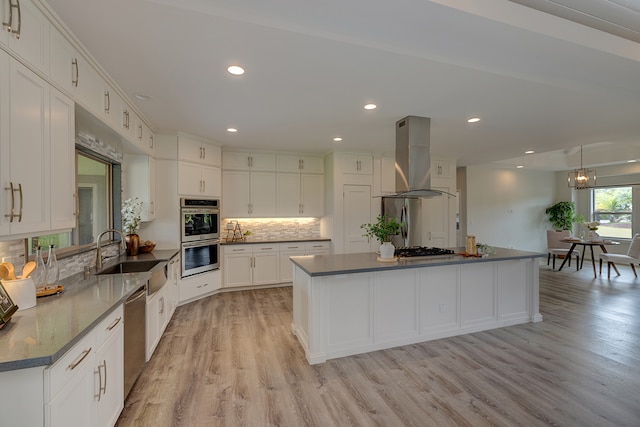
left=122, top=197, right=143, bottom=255
left=545, top=201, right=577, bottom=231
left=361, top=215, right=403, bottom=259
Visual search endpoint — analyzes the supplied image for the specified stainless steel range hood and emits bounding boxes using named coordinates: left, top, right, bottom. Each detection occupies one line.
left=389, top=116, right=453, bottom=198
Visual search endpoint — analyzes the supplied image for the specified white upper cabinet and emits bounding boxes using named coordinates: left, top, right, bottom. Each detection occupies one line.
left=343, top=154, right=373, bottom=175
left=381, top=155, right=396, bottom=194
left=223, top=151, right=276, bottom=171
left=276, top=173, right=323, bottom=217
left=276, top=154, right=324, bottom=174
left=124, top=154, right=156, bottom=221
left=178, top=134, right=222, bottom=197
left=2, top=58, right=50, bottom=236
left=1, top=0, right=49, bottom=74
left=222, top=170, right=276, bottom=217
left=179, top=135, right=221, bottom=167
left=49, top=88, right=75, bottom=230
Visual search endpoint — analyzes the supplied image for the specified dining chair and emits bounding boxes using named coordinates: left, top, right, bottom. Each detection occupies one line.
left=546, top=230, right=579, bottom=270
left=599, top=233, right=640, bottom=278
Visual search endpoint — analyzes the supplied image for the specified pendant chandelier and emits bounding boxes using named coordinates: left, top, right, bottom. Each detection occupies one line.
left=567, top=146, right=596, bottom=189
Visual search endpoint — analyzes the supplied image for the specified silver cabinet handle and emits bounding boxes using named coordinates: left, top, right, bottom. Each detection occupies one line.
left=200, top=146, right=204, bottom=159
left=72, top=58, right=79, bottom=87
left=16, top=182, right=22, bottom=222
left=149, top=135, right=154, bottom=149
left=138, top=124, right=143, bottom=140
left=4, top=182, right=15, bottom=222
left=106, top=317, right=121, bottom=331
left=104, top=90, right=110, bottom=113
left=150, top=201, right=154, bottom=215
left=202, top=146, right=206, bottom=159
left=101, top=360, right=107, bottom=395
left=68, top=347, right=92, bottom=370
left=94, top=365, right=102, bottom=401
left=3, top=0, right=21, bottom=39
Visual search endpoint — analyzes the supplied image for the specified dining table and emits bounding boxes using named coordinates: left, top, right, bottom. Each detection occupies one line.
left=558, top=238, right=620, bottom=277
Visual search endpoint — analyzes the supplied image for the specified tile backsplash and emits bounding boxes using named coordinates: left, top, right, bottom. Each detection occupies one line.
left=0, top=239, right=119, bottom=281
left=221, top=218, right=321, bottom=241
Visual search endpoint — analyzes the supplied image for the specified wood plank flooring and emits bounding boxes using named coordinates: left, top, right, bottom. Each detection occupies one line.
left=116, top=265, right=640, bottom=427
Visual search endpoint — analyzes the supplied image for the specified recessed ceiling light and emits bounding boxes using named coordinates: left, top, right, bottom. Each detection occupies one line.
left=227, top=128, right=238, bottom=133
left=525, top=150, right=535, bottom=154
left=628, top=159, right=637, bottom=163
left=227, top=65, right=245, bottom=75
left=467, top=117, right=480, bottom=123
left=134, top=93, right=151, bottom=100
left=516, top=165, right=524, bottom=169
left=333, top=137, right=342, bottom=142
left=364, top=104, right=377, bottom=110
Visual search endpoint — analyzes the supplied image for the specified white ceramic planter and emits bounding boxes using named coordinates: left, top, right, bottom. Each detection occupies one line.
left=379, top=242, right=396, bottom=259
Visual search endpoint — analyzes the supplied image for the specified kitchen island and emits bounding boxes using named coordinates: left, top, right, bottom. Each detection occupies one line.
left=290, top=248, right=545, bottom=364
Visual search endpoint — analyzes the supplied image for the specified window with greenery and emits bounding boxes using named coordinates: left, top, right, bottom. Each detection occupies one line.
left=28, top=151, right=116, bottom=256
left=591, top=187, right=632, bottom=239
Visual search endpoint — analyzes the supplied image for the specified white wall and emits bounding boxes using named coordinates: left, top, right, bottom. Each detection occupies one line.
left=466, top=165, right=556, bottom=253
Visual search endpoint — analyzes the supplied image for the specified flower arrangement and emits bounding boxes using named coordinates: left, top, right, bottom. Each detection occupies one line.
left=361, top=215, right=403, bottom=244
left=584, top=221, right=599, bottom=231
left=121, top=197, right=143, bottom=235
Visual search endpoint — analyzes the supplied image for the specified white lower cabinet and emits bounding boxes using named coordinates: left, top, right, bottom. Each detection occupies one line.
left=45, top=305, right=124, bottom=427
left=279, top=241, right=330, bottom=283
left=146, top=285, right=166, bottom=361
left=223, top=244, right=279, bottom=288
left=224, top=241, right=330, bottom=287
left=178, top=269, right=222, bottom=304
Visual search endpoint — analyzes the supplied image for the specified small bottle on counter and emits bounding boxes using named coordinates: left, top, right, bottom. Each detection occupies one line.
left=45, top=244, right=60, bottom=288
left=31, top=246, right=47, bottom=289
left=465, top=235, right=477, bottom=255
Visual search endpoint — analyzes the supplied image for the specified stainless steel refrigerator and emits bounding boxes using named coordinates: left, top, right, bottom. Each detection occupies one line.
left=381, top=197, right=422, bottom=248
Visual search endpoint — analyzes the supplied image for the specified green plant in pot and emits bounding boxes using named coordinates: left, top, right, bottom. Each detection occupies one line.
left=545, top=201, right=577, bottom=231
left=361, top=215, right=403, bottom=259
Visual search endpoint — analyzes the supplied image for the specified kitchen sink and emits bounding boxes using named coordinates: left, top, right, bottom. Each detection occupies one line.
left=96, top=260, right=163, bottom=275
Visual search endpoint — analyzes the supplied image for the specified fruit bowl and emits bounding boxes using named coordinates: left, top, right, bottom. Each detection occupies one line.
left=139, top=241, right=156, bottom=253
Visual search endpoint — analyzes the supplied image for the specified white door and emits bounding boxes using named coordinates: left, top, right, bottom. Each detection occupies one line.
left=423, top=187, right=449, bottom=247
left=343, top=185, right=372, bottom=253
left=50, top=88, right=76, bottom=230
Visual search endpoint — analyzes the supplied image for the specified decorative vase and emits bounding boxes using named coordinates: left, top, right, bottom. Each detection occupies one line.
left=125, top=233, right=140, bottom=256
left=587, top=230, right=598, bottom=241
left=379, top=241, right=395, bottom=259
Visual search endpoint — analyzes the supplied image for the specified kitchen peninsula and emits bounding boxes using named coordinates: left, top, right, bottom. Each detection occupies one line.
left=290, top=248, right=545, bottom=364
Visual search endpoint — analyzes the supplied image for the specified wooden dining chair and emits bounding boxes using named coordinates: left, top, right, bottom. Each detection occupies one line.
left=546, top=230, right=579, bottom=270
left=599, top=233, right=640, bottom=278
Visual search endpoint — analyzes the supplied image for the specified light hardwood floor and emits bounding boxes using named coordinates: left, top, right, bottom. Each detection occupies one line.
left=116, top=265, right=640, bottom=427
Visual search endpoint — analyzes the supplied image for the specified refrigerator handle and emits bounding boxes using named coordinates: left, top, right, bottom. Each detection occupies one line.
left=400, top=205, right=408, bottom=241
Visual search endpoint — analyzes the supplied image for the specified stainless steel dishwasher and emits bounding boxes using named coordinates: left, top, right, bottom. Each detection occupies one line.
left=124, top=283, right=147, bottom=398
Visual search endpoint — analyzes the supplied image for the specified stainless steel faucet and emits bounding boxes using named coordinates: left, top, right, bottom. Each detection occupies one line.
left=95, top=229, right=126, bottom=271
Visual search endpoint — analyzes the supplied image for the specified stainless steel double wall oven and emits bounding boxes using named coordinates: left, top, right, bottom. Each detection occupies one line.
left=180, top=198, right=220, bottom=277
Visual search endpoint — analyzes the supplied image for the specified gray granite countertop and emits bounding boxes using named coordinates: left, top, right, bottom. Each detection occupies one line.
left=290, top=247, right=545, bottom=277
left=221, top=237, right=331, bottom=245
left=0, top=248, right=179, bottom=372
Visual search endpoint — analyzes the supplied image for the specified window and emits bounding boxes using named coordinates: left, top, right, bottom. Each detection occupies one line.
left=591, top=187, right=632, bottom=239
left=28, top=150, right=118, bottom=256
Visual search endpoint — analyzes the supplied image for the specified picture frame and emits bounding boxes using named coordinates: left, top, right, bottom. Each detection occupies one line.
left=0, top=281, right=18, bottom=328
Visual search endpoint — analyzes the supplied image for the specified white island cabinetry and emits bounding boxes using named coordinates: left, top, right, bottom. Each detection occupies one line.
left=291, top=249, right=543, bottom=364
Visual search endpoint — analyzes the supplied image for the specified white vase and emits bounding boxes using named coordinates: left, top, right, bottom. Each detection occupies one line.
left=379, top=242, right=395, bottom=259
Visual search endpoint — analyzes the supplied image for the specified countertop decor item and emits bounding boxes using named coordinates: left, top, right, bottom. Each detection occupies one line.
left=2, top=278, right=36, bottom=310
left=0, top=281, right=18, bottom=328
left=361, top=215, right=402, bottom=259
left=122, top=197, right=143, bottom=235
left=122, top=198, right=143, bottom=255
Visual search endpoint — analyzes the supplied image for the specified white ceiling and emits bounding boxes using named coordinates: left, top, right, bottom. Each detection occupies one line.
left=43, top=0, right=640, bottom=170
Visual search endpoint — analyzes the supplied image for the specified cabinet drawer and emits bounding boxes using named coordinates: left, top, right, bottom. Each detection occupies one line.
left=224, top=245, right=251, bottom=254
left=279, top=242, right=305, bottom=252
left=46, top=329, right=97, bottom=399
left=251, top=244, right=278, bottom=252
left=305, top=241, right=330, bottom=252
left=95, top=305, right=123, bottom=347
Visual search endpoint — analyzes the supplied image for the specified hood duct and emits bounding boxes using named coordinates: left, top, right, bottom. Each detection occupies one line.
left=391, top=115, right=453, bottom=198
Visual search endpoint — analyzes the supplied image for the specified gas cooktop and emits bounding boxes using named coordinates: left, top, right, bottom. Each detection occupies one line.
left=394, top=246, right=455, bottom=258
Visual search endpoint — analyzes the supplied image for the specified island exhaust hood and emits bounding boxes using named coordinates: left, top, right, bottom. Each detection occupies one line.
left=390, top=116, right=454, bottom=198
